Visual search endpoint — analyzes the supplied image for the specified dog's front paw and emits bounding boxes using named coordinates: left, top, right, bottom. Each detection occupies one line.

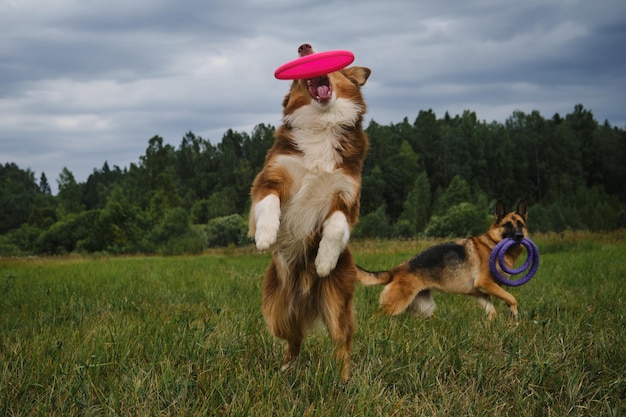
left=255, top=224, right=278, bottom=251
left=315, top=249, right=337, bottom=277
left=315, top=212, right=350, bottom=277
left=254, top=194, right=280, bottom=251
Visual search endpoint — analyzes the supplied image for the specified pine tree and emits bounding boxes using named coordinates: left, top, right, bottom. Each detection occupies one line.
left=39, top=172, right=51, bottom=195
left=399, top=172, right=431, bottom=235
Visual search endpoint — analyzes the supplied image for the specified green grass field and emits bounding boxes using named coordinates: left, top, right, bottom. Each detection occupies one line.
left=1, top=232, right=625, bottom=416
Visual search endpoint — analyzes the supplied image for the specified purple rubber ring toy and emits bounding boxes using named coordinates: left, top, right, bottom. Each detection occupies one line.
left=489, top=237, right=539, bottom=286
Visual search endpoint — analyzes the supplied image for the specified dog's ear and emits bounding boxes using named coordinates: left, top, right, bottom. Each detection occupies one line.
left=516, top=199, right=528, bottom=219
left=495, top=200, right=506, bottom=222
left=282, top=90, right=291, bottom=109
left=343, top=67, right=371, bottom=86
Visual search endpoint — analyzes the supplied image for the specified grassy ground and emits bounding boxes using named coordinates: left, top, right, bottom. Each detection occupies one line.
left=1, top=231, right=625, bottom=416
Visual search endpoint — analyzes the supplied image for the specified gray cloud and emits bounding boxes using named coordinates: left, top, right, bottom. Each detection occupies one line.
left=1, top=0, right=625, bottom=188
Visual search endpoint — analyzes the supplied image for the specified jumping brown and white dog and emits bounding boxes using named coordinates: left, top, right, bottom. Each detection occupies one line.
left=248, top=44, right=370, bottom=381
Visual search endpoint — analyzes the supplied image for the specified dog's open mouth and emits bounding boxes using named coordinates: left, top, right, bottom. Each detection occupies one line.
left=306, top=75, right=332, bottom=104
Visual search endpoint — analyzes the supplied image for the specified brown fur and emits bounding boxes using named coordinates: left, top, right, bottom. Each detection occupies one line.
left=357, top=200, right=529, bottom=320
left=249, top=45, right=371, bottom=381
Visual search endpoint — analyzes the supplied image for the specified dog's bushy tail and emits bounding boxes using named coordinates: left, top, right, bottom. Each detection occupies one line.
left=355, top=266, right=393, bottom=286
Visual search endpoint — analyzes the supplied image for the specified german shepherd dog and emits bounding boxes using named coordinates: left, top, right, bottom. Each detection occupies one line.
left=249, top=44, right=370, bottom=381
left=357, top=200, right=528, bottom=320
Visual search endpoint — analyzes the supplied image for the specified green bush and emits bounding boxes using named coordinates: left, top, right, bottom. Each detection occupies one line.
left=424, top=202, right=490, bottom=238
left=391, top=219, right=414, bottom=239
left=0, top=223, right=41, bottom=255
left=353, top=206, right=391, bottom=238
left=191, top=188, right=239, bottom=224
left=0, top=238, right=21, bottom=256
left=205, top=214, right=249, bottom=247
left=530, top=203, right=583, bottom=233
left=68, top=197, right=151, bottom=254
left=148, top=208, right=205, bottom=255
left=34, top=211, right=100, bottom=255
left=156, top=231, right=205, bottom=255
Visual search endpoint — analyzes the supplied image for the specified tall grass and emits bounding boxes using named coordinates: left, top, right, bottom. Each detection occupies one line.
left=1, top=232, right=625, bottom=416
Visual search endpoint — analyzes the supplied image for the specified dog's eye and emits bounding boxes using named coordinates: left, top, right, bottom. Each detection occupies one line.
left=517, top=221, right=525, bottom=229
left=504, top=221, right=513, bottom=229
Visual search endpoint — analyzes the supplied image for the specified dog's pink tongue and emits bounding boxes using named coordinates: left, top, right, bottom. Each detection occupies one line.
left=317, top=85, right=331, bottom=100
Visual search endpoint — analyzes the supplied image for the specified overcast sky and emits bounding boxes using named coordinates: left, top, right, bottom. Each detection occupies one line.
left=2, top=0, right=625, bottom=188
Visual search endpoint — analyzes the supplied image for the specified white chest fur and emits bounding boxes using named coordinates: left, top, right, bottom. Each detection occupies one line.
left=283, top=97, right=362, bottom=173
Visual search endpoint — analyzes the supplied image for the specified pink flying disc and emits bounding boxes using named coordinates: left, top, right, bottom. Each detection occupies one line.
left=274, top=50, right=355, bottom=80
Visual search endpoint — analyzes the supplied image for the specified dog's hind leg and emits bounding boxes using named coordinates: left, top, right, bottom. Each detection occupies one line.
left=408, top=289, right=437, bottom=318
left=273, top=316, right=305, bottom=373
left=262, top=262, right=305, bottom=372
left=281, top=338, right=302, bottom=372
left=475, top=295, right=496, bottom=320
left=379, top=273, right=428, bottom=316
left=323, top=304, right=354, bottom=382
left=319, top=267, right=356, bottom=381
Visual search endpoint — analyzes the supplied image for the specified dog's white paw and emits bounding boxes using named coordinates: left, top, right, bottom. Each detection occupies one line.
left=254, top=194, right=280, bottom=251
left=315, top=211, right=350, bottom=277
left=315, top=251, right=336, bottom=277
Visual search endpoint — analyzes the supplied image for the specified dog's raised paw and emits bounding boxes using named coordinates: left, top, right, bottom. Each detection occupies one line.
left=315, top=251, right=337, bottom=277
left=255, top=223, right=279, bottom=250
left=254, top=194, right=281, bottom=250
left=315, top=211, right=350, bottom=276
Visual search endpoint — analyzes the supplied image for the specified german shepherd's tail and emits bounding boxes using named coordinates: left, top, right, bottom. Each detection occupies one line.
left=355, top=266, right=393, bottom=286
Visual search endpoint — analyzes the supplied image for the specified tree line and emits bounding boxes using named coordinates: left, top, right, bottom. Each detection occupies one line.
left=1, top=104, right=624, bottom=256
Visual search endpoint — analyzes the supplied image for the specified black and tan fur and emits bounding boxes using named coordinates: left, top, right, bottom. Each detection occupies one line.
left=357, top=200, right=529, bottom=320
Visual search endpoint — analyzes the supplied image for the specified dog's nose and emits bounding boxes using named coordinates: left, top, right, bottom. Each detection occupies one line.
left=298, top=43, right=315, bottom=57
left=513, top=232, right=524, bottom=242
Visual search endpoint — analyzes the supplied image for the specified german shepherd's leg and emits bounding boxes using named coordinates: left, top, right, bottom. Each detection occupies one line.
left=408, top=289, right=437, bottom=318
left=474, top=295, right=496, bottom=320
left=475, top=276, right=519, bottom=320
left=319, top=256, right=356, bottom=382
left=262, top=262, right=305, bottom=371
left=380, top=273, right=429, bottom=316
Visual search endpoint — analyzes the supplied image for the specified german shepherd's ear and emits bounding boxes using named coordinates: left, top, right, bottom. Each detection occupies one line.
left=495, top=200, right=506, bottom=223
left=516, top=199, right=528, bottom=220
